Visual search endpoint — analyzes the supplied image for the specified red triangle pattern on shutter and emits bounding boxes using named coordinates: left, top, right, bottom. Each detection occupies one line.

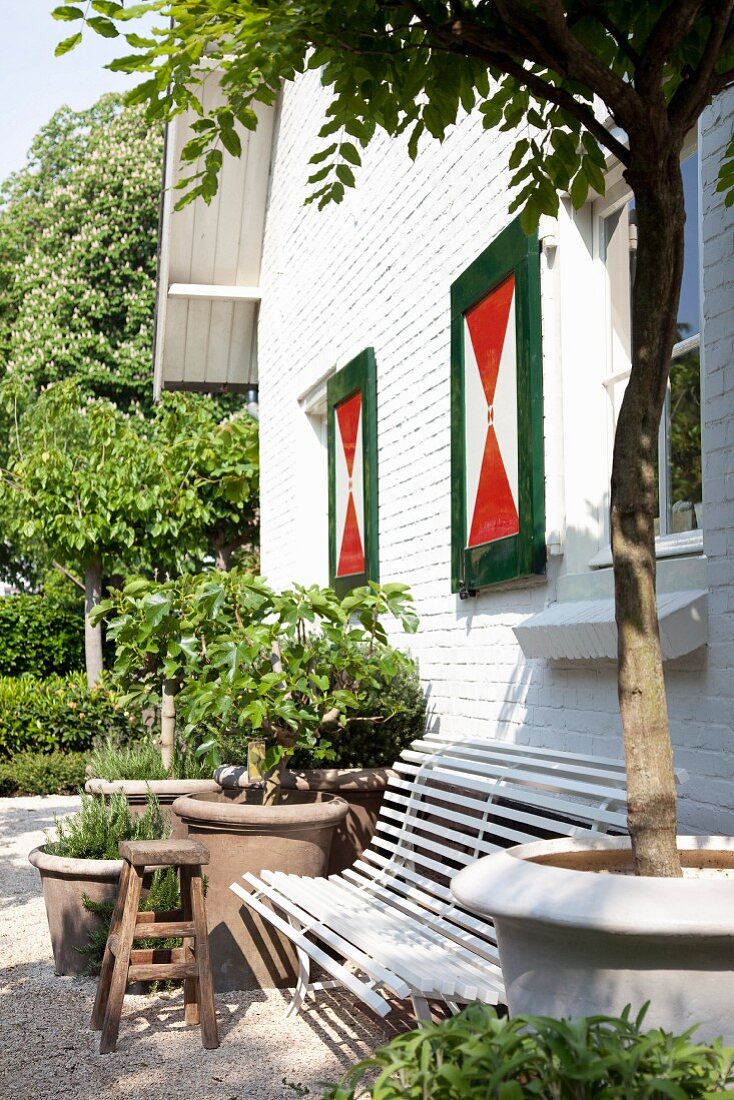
left=336, top=392, right=365, bottom=577
left=465, top=274, right=519, bottom=548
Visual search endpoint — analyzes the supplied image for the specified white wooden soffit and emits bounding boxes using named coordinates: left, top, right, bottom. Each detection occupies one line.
left=513, top=589, right=708, bottom=661
left=153, top=72, right=275, bottom=399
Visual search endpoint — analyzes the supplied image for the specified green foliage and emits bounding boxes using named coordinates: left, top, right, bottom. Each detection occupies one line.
left=96, top=570, right=419, bottom=783
left=0, top=673, right=147, bottom=757
left=0, top=595, right=84, bottom=676
left=79, top=865, right=180, bottom=976
left=0, top=379, right=259, bottom=589
left=45, top=789, right=166, bottom=860
left=289, top=655, right=426, bottom=770
left=0, top=750, right=87, bottom=795
left=0, top=95, right=161, bottom=413
left=88, top=736, right=212, bottom=780
left=52, top=4, right=734, bottom=229
left=323, top=1004, right=734, bottom=1100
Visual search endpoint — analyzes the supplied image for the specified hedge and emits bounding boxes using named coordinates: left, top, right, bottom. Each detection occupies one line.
left=0, top=674, right=148, bottom=758
left=0, top=751, right=87, bottom=795
left=0, top=595, right=84, bottom=676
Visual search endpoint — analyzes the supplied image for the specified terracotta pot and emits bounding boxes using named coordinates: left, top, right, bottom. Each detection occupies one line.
left=172, top=788, right=348, bottom=992
left=451, top=834, right=734, bottom=1042
left=215, top=765, right=392, bottom=874
left=84, top=778, right=220, bottom=838
left=28, top=846, right=123, bottom=976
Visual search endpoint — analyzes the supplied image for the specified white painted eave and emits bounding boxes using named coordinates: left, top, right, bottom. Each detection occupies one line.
left=513, top=589, right=708, bottom=661
left=153, top=72, right=275, bottom=398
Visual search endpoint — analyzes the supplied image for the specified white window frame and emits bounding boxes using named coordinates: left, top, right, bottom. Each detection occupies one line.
left=591, top=130, right=703, bottom=567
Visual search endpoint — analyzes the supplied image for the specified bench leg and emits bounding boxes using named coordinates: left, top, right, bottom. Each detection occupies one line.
left=411, top=995, right=432, bottom=1023
left=100, top=864, right=143, bottom=1054
left=285, top=920, right=312, bottom=1020
left=180, top=867, right=200, bottom=1026
left=189, top=869, right=219, bottom=1049
left=91, top=860, right=130, bottom=1031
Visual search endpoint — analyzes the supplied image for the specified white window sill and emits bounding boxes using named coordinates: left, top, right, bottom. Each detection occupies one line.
left=589, top=529, right=704, bottom=570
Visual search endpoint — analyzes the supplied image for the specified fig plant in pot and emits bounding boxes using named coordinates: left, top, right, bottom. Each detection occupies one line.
left=97, top=568, right=420, bottom=991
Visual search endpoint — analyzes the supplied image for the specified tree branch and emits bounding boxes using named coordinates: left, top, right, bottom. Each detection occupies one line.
left=669, top=1, right=734, bottom=130
left=636, top=0, right=707, bottom=98
left=53, top=560, right=85, bottom=592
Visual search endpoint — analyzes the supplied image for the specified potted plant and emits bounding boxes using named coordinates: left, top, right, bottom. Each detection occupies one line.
left=84, top=736, right=219, bottom=838
left=29, top=791, right=166, bottom=976
left=97, top=569, right=420, bottom=991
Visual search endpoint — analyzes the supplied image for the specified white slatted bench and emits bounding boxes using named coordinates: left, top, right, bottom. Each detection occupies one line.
left=230, top=734, right=631, bottom=1021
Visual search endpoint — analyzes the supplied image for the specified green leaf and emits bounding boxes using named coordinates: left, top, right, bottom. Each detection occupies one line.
left=52, top=5, right=84, bottom=21
left=335, top=163, right=355, bottom=188
left=340, top=142, right=362, bottom=167
left=55, top=32, right=83, bottom=56
left=87, top=16, right=119, bottom=38
left=569, top=170, right=589, bottom=209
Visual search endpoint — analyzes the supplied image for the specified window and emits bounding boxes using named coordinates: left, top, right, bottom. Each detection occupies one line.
left=601, top=150, right=702, bottom=542
left=326, top=348, right=379, bottom=594
left=450, top=218, right=546, bottom=592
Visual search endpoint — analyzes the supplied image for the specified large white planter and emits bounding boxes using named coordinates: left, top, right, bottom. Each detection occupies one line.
left=451, top=834, right=734, bottom=1043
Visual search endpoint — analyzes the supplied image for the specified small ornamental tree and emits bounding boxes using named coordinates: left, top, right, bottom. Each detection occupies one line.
left=97, top=570, right=420, bottom=803
left=61, top=0, right=734, bottom=877
left=0, top=380, right=259, bottom=687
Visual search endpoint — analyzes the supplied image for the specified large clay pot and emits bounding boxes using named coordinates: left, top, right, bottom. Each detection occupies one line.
left=215, top=765, right=392, bottom=874
left=28, top=846, right=122, bottom=976
left=451, top=834, right=734, bottom=1043
left=172, top=788, right=349, bottom=993
left=85, top=778, right=220, bottom=838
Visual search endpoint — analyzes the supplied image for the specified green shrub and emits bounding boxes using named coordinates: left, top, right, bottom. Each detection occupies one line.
left=44, top=790, right=166, bottom=860
left=0, top=674, right=147, bottom=757
left=217, top=656, right=427, bottom=771
left=0, top=595, right=84, bottom=676
left=0, top=750, right=87, bottom=795
left=323, top=1004, right=734, bottom=1100
left=88, top=737, right=212, bottom=781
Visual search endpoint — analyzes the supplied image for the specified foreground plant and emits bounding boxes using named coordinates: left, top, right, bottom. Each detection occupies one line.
left=323, top=1003, right=734, bottom=1100
left=98, top=570, right=419, bottom=804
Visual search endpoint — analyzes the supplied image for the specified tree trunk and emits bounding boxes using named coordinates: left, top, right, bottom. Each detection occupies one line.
left=612, top=149, right=686, bottom=877
left=160, top=678, right=177, bottom=772
left=84, top=556, right=104, bottom=689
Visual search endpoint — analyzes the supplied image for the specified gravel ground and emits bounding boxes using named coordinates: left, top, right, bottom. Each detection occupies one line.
left=0, top=796, right=412, bottom=1100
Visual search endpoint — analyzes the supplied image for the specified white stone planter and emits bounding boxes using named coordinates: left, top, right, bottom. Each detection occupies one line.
left=451, top=834, right=734, bottom=1043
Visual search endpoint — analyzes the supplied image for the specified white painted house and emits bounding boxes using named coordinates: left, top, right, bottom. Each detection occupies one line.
left=155, top=71, right=734, bottom=835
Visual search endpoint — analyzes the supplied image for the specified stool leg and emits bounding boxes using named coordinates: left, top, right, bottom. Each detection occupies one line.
left=190, top=868, right=219, bottom=1049
left=91, top=860, right=131, bottom=1030
left=180, top=866, right=200, bottom=1026
left=100, top=864, right=144, bottom=1054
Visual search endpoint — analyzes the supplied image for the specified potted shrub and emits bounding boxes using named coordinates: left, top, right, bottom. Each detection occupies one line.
left=84, top=736, right=219, bottom=838
left=28, top=791, right=166, bottom=976
left=98, top=569, right=419, bottom=990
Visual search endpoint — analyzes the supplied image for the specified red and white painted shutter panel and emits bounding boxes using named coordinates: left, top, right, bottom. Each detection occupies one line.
left=463, top=273, right=519, bottom=549
left=334, top=391, right=366, bottom=578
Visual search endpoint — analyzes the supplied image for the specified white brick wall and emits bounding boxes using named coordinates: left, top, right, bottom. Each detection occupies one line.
left=258, top=74, right=734, bottom=834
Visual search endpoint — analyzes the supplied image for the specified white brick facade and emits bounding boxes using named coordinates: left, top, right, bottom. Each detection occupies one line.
left=257, top=74, right=734, bottom=834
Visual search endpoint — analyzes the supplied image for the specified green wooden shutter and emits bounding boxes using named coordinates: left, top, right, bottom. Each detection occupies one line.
left=327, top=348, right=379, bottom=594
left=451, top=219, right=545, bottom=592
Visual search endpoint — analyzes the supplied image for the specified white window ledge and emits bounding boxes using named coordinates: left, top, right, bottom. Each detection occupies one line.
left=589, top=529, right=704, bottom=570
left=513, top=589, right=707, bottom=661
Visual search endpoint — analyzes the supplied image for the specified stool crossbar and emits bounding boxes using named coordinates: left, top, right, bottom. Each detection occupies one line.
left=91, top=839, right=219, bottom=1053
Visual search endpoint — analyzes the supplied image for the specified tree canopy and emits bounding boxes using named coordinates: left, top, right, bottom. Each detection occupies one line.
left=0, top=94, right=162, bottom=412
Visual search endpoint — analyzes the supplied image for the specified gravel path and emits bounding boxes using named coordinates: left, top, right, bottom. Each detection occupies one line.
left=0, top=796, right=411, bottom=1100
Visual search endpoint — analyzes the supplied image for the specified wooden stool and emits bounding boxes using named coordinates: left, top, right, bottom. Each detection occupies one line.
left=91, top=839, right=219, bottom=1053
